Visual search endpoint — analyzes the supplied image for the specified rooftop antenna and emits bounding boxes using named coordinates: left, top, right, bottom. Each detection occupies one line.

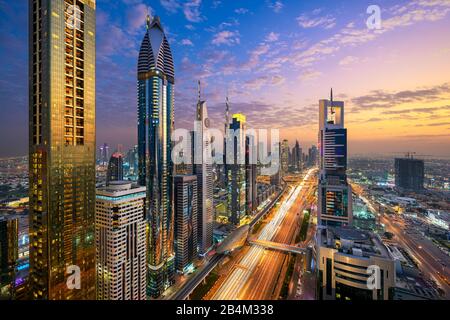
left=198, top=80, right=201, bottom=103
left=330, top=87, right=335, bottom=115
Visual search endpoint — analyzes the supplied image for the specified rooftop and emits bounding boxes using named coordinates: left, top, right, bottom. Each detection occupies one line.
left=317, top=226, right=391, bottom=259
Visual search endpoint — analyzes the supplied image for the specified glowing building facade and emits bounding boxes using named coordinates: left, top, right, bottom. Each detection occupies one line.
left=28, top=0, right=96, bottom=299
left=137, top=15, right=175, bottom=298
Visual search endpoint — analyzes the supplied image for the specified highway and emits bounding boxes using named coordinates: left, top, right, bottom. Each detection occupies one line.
left=168, top=182, right=286, bottom=300
left=380, top=214, right=450, bottom=298
left=351, top=182, right=450, bottom=299
left=171, top=254, right=225, bottom=300
left=208, top=169, right=317, bottom=300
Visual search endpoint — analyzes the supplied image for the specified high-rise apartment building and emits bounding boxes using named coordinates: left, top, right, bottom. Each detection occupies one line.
left=192, top=93, right=214, bottom=255
left=95, top=182, right=147, bottom=300
left=107, top=152, right=124, bottom=184
left=318, top=90, right=352, bottom=227
left=137, top=15, right=175, bottom=297
left=395, top=157, right=424, bottom=192
left=28, top=0, right=96, bottom=299
left=174, top=175, right=198, bottom=273
left=226, top=114, right=247, bottom=225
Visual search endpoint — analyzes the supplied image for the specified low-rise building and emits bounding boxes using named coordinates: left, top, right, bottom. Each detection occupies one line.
left=316, top=226, right=395, bottom=300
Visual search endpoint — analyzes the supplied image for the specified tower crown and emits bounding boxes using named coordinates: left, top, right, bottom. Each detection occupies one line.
left=138, top=15, right=174, bottom=81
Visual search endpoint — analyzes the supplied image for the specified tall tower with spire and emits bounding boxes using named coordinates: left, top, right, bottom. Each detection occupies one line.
left=137, top=14, right=175, bottom=298
left=318, top=89, right=352, bottom=227
left=193, top=81, right=214, bottom=255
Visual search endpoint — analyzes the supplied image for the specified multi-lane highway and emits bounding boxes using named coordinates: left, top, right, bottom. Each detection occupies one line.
left=351, top=183, right=450, bottom=299
left=208, top=169, right=317, bottom=300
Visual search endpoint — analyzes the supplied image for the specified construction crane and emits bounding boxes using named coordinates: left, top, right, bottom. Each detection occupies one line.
left=391, top=152, right=432, bottom=159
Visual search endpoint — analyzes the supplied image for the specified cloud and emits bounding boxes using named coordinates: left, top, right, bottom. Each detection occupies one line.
left=265, top=32, right=279, bottom=42
left=339, top=55, right=359, bottom=66
left=183, top=0, right=203, bottom=22
left=181, top=39, right=194, bottom=46
left=297, top=13, right=336, bottom=29
left=160, top=0, right=181, bottom=13
left=351, top=82, right=450, bottom=112
left=185, top=24, right=195, bottom=30
left=298, top=69, right=322, bottom=81
left=289, top=0, right=450, bottom=69
left=126, top=3, right=153, bottom=33
left=268, top=1, right=284, bottom=13
left=243, top=75, right=285, bottom=90
left=235, top=8, right=249, bottom=15
left=212, top=30, right=240, bottom=46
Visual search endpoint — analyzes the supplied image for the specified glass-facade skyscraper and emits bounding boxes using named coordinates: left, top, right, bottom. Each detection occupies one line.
left=318, top=90, right=352, bottom=227
left=193, top=98, right=214, bottom=255
left=137, top=15, right=175, bottom=298
left=28, top=0, right=96, bottom=300
left=226, top=114, right=247, bottom=225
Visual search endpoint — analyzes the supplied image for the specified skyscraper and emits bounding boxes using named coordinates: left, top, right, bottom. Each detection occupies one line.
left=193, top=85, right=214, bottom=255
left=227, top=114, right=247, bottom=225
left=246, top=135, right=257, bottom=215
left=137, top=15, right=175, bottom=298
left=107, top=152, right=124, bottom=185
left=28, top=0, right=96, bottom=299
left=292, top=140, right=302, bottom=171
left=99, top=143, right=109, bottom=165
left=0, top=215, right=18, bottom=300
left=395, top=157, right=424, bottom=192
left=174, top=175, right=198, bottom=273
left=318, top=90, right=352, bottom=227
left=95, top=182, right=147, bottom=300
left=281, top=139, right=290, bottom=176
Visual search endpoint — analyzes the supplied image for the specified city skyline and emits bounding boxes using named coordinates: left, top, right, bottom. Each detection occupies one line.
left=1, top=0, right=450, bottom=158
left=0, top=0, right=449, bottom=304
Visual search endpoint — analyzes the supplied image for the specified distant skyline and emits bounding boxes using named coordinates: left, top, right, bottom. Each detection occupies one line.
left=1, top=0, right=450, bottom=157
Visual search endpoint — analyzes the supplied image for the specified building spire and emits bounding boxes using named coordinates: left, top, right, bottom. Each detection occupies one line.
left=198, top=80, right=201, bottom=103
left=146, top=8, right=151, bottom=30
left=225, top=94, right=230, bottom=132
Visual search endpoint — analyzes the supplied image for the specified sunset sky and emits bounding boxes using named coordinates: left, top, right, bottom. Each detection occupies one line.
left=1, top=0, right=449, bottom=157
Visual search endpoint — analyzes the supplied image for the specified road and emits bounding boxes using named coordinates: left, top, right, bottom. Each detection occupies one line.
left=208, top=169, right=317, bottom=300
left=351, top=182, right=450, bottom=299
left=380, top=214, right=450, bottom=298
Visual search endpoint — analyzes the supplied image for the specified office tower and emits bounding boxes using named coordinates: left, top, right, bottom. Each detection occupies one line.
left=226, top=114, right=247, bottom=225
left=316, top=227, right=395, bottom=300
left=0, top=215, right=18, bottom=300
left=292, top=140, right=302, bottom=171
left=192, top=87, right=214, bottom=255
left=308, top=145, right=318, bottom=167
left=99, top=143, right=109, bottom=165
left=245, top=135, right=257, bottom=215
left=395, top=157, right=424, bottom=192
left=95, top=182, right=147, bottom=300
left=125, top=145, right=138, bottom=178
left=174, top=176, right=198, bottom=273
left=28, top=0, right=96, bottom=299
left=318, top=90, right=352, bottom=227
left=280, top=139, right=289, bottom=176
left=107, top=152, right=124, bottom=184
left=137, top=15, right=175, bottom=297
